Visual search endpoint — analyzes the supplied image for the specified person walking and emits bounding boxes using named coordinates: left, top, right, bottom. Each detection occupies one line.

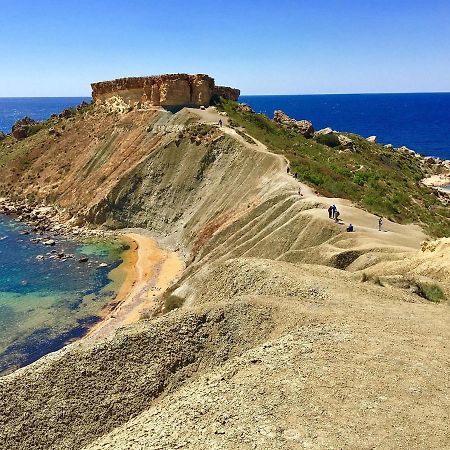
left=332, top=204, right=337, bottom=219
left=378, top=217, right=383, bottom=231
left=335, top=210, right=340, bottom=222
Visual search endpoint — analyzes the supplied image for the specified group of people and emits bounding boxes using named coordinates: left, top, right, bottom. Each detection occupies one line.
left=327, top=204, right=340, bottom=222
left=327, top=204, right=384, bottom=233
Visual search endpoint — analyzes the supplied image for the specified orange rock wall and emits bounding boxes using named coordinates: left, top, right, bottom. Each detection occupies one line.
left=91, top=74, right=239, bottom=107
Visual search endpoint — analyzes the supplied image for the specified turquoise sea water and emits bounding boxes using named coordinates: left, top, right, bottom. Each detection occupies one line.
left=0, top=215, right=124, bottom=374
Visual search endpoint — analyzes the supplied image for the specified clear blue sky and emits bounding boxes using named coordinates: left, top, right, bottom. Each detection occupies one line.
left=0, top=0, right=449, bottom=96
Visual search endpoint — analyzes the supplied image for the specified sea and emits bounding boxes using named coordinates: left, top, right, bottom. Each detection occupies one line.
left=0, top=93, right=449, bottom=373
left=1, top=94, right=450, bottom=159
left=0, top=215, right=125, bottom=375
left=240, top=93, right=450, bottom=161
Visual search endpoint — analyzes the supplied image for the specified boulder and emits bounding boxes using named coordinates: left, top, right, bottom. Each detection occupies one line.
left=12, top=117, right=37, bottom=140
left=316, top=127, right=333, bottom=135
left=237, top=103, right=254, bottom=113
left=384, top=144, right=393, bottom=149
left=0, top=131, right=6, bottom=141
left=43, top=239, right=56, bottom=246
left=366, top=135, right=377, bottom=143
left=273, top=110, right=314, bottom=138
left=338, top=135, right=354, bottom=148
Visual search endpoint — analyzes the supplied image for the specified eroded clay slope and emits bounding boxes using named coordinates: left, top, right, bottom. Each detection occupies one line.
left=1, top=105, right=449, bottom=450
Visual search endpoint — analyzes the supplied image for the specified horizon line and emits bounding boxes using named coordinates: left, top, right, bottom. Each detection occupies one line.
left=1, top=90, right=450, bottom=99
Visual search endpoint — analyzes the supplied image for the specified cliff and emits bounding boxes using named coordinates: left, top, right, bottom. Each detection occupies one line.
left=91, top=73, right=240, bottom=108
left=212, top=85, right=241, bottom=101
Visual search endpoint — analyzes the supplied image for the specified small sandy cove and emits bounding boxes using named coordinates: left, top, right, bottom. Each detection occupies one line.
left=86, top=232, right=183, bottom=341
left=422, top=173, right=450, bottom=191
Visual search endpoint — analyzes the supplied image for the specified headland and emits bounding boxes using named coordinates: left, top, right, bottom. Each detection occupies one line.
left=0, top=73, right=449, bottom=449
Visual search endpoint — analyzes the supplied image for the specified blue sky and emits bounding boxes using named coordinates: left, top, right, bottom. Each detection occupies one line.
left=0, top=0, right=449, bottom=96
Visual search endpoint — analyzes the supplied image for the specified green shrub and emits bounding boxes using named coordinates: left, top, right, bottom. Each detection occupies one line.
left=417, top=283, right=446, bottom=303
left=26, top=124, right=45, bottom=137
left=163, top=295, right=185, bottom=313
left=315, top=133, right=341, bottom=148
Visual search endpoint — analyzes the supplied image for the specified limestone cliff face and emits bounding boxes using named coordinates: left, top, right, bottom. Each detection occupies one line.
left=91, top=74, right=239, bottom=108
left=212, top=85, right=240, bottom=101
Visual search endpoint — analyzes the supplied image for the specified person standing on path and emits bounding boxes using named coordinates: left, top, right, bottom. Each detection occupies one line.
left=328, top=205, right=333, bottom=219
left=378, top=217, right=383, bottom=231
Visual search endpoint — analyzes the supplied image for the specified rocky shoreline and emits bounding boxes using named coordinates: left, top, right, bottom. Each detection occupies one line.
left=0, top=198, right=117, bottom=265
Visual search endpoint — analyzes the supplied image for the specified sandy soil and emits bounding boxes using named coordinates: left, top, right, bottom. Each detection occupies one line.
left=422, top=173, right=450, bottom=192
left=86, top=232, right=183, bottom=341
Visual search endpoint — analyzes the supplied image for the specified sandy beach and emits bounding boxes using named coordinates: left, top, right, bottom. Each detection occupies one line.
left=86, top=232, right=183, bottom=341
left=422, top=173, right=450, bottom=192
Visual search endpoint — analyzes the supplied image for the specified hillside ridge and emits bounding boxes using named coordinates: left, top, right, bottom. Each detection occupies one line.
left=0, top=91, right=449, bottom=449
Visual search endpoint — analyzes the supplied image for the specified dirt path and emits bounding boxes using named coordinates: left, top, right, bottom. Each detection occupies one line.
left=85, top=232, right=183, bottom=341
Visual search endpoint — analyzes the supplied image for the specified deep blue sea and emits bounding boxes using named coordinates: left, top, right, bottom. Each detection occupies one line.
left=241, top=93, right=450, bottom=160
left=0, top=97, right=90, bottom=134
left=0, top=215, right=124, bottom=374
left=1, top=94, right=449, bottom=159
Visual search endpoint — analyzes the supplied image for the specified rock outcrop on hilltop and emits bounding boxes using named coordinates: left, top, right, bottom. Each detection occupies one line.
left=11, top=116, right=37, bottom=140
left=273, top=110, right=314, bottom=138
left=91, top=74, right=240, bottom=108
left=213, top=85, right=241, bottom=101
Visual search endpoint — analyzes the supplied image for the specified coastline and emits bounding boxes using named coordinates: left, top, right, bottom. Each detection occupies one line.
left=85, top=232, right=184, bottom=341
left=422, top=173, right=450, bottom=193
left=0, top=198, right=184, bottom=369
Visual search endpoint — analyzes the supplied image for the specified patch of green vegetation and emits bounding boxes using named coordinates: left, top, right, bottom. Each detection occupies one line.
left=416, top=282, right=446, bottom=303
left=26, top=123, right=46, bottom=137
left=217, top=99, right=450, bottom=237
left=163, top=294, right=185, bottom=313
left=189, top=123, right=214, bottom=137
left=314, top=133, right=340, bottom=148
left=235, top=128, right=257, bottom=145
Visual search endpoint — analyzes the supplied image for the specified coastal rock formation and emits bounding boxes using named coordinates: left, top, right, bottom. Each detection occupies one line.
left=0, top=131, right=6, bottom=141
left=236, top=103, right=254, bottom=113
left=91, top=74, right=239, bottom=109
left=316, top=127, right=333, bottom=135
left=213, top=85, right=241, bottom=101
left=337, top=134, right=354, bottom=149
left=273, top=110, right=314, bottom=138
left=11, top=116, right=37, bottom=140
